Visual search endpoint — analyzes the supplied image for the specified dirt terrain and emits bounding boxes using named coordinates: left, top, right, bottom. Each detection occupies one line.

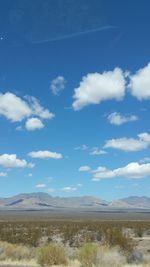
left=0, top=208, right=150, bottom=221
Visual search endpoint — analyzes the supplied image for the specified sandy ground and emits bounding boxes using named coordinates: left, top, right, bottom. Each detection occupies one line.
left=134, top=236, right=150, bottom=255
left=0, top=260, right=150, bottom=267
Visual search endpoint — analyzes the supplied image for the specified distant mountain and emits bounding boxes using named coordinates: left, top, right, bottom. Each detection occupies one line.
left=0, top=193, right=109, bottom=210
left=111, top=196, right=150, bottom=209
left=0, top=193, right=150, bottom=210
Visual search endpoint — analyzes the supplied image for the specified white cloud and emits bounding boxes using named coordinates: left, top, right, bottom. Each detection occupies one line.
left=90, top=148, right=107, bottom=156
left=0, top=172, right=7, bottom=177
left=107, top=112, right=138, bottom=125
left=62, top=186, right=77, bottom=192
left=79, top=165, right=91, bottom=172
left=25, top=118, right=44, bottom=131
left=129, top=62, right=150, bottom=100
left=26, top=96, right=55, bottom=119
left=93, top=162, right=150, bottom=180
left=36, top=183, right=46, bottom=188
left=104, top=132, right=150, bottom=152
left=75, top=145, right=107, bottom=156
left=28, top=150, right=62, bottom=159
left=50, top=76, right=66, bottom=95
left=72, top=68, right=126, bottom=110
left=28, top=173, right=33, bottom=177
left=0, top=92, right=55, bottom=124
left=0, top=154, right=34, bottom=168
left=0, top=92, right=31, bottom=122
left=74, top=144, right=88, bottom=150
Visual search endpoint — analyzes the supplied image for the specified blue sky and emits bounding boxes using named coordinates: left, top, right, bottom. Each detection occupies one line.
left=0, top=0, right=150, bottom=200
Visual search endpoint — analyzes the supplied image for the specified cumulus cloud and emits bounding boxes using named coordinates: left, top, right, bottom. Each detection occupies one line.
left=93, top=162, right=150, bottom=180
left=71, top=63, right=150, bottom=110
left=72, top=68, right=126, bottom=110
left=28, top=150, right=62, bottom=159
left=90, top=148, right=107, bottom=156
left=62, top=186, right=77, bottom=192
left=25, top=118, right=44, bottom=131
left=79, top=165, right=91, bottom=172
left=0, top=172, right=7, bottom=177
left=36, top=184, right=46, bottom=188
left=0, top=93, right=55, bottom=129
left=50, top=76, right=66, bottom=95
left=104, top=132, right=150, bottom=152
left=0, top=92, right=31, bottom=122
left=107, top=112, right=138, bottom=125
left=0, top=154, right=34, bottom=168
left=129, top=62, right=150, bottom=100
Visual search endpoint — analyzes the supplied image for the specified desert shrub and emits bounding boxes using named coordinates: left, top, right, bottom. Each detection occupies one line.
left=37, top=243, right=68, bottom=266
left=77, top=243, right=99, bottom=267
left=103, top=227, right=135, bottom=252
left=127, top=250, right=143, bottom=264
left=0, top=241, right=35, bottom=261
left=134, top=226, right=144, bottom=237
left=0, top=220, right=149, bottom=251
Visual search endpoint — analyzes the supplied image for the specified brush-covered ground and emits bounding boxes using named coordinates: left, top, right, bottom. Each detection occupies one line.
left=0, top=220, right=150, bottom=267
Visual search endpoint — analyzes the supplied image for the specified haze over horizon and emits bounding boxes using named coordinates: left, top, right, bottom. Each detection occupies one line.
left=0, top=0, right=150, bottom=201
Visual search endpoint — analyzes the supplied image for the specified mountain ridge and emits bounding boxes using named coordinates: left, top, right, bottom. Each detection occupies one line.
left=0, top=193, right=150, bottom=210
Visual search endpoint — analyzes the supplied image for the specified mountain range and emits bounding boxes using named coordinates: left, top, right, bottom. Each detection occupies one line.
left=0, top=193, right=150, bottom=210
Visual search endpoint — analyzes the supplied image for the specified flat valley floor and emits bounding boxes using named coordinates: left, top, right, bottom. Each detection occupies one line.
left=0, top=208, right=150, bottom=221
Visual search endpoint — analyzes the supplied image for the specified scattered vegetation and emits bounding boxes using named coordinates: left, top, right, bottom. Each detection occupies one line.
left=0, top=220, right=149, bottom=248
left=103, top=227, right=135, bottom=252
left=134, top=226, right=145, bottom=237
left=37, top=243, right=68, bottom=266
left=0, top=220, right=149, bottom=266
left=77, top=243, right=98, bottom=267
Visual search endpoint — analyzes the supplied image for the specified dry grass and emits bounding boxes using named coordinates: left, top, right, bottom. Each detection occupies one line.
left=0, top=259, right=150, bottom=267
left=0, top=241, right=36, bottom=261
left=96, top=245, right=126, bottom=267
left=77, top=243, right=98, bottom=267
left=0, top=259, right=38, bottom=266
left=0, top=239, right=150, bottom=267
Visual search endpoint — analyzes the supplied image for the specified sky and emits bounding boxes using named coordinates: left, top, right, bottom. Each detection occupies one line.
left=0, top=0, right=150, bottom=200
